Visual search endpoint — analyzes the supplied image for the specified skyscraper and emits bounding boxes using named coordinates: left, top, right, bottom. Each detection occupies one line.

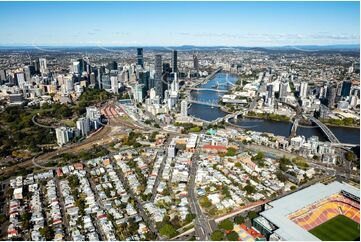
left=73, top=61, right=80, bottom=75
left=101, top=73, right=111, bottom=90
left=181, top=99, right=188, bottom=116
left=154, top=54, right=163, bottom=99
left=193, top=54, right=199, bottom=71
left=0, top=69, right=6, bottom=81
left=138, top=70, right=150, bottom=92
left=65, top=77, right=74, bottom=93
left=86, top=106, right=101, bottom=123
left=55, top=127, right=71, bottom=146
left=172, top=50, right=178, bottom=73
left=39, top=58, right=47, bottom=74
left=300, top=81, right=308, bottom=98
left=267, top=84, right=273, bottom=99
left=76, top=117, right=90, bottom=137
left=326, top=85, right=337, bottom=108
left=279, top=81, right=288, bottom=100
left=33, top=59, right=40, bottom=74
left=16, top=72, right=26, bottom=89
left=24, top=66, right=35, bottom=82
left=341, top=80, right=352, bottom=97
left=108, top=61, right=118, bottom=71
left=137, top=48, right=144, bottom=67
left=110, top=70, right=119, bottom=94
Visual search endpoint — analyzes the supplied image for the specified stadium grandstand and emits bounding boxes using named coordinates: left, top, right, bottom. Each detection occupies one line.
left=252, top=181, right=360, bottom=241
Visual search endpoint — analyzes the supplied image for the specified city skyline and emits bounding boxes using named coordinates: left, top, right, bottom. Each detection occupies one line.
left=0, top=1, right=359, bottom=47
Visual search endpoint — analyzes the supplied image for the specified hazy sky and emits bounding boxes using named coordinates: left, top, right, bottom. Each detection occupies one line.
left=0, top=1, right=359, bottom=46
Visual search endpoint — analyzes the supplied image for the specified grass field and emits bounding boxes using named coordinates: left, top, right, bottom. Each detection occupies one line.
left=309, top=215, right=360, bottom=241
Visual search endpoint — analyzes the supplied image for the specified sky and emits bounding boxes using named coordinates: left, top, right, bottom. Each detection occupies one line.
left=0, top=1, right=359, bottom=47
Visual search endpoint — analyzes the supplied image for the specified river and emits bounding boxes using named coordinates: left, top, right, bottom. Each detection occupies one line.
left=188, top=72, right=360, bottom=145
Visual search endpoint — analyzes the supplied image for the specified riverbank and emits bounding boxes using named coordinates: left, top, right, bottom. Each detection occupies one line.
left=187, top=71, right=360, bottom=144
left=320, top=118, right=360, bottom=129
left=245, top=111, right=291, bottom=122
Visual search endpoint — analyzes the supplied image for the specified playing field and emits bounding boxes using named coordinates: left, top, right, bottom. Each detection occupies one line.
left=309, top=215, right=360, bottom=241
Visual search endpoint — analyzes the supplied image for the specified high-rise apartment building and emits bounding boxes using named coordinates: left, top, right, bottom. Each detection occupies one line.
left=326, top=85, right=337, bottom=108
left=172, top=50, right=178, bottom=73
left=300, top=81, right=308, bottom=98
left=137, top=48, right=144, bottom=67
left=39, top=58, right=47, bottom=74
left=181, top=99, right=188, bottom=116
left=154, top=54, right=163, bottom=99
left=341, top=80, right=352, bottom=97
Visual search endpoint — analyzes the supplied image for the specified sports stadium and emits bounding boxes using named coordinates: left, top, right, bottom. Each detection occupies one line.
left=253, top=181, right=360, bottom=241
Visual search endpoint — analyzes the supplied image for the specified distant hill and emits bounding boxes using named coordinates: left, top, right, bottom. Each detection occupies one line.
left=0, top=44, right=359, bottom=53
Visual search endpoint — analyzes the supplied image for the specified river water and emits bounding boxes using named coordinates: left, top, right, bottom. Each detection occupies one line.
left=188, top=72, right=360, bottom=145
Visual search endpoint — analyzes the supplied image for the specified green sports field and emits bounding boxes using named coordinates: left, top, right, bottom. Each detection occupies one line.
left=309, top=215, right=360, bottom=241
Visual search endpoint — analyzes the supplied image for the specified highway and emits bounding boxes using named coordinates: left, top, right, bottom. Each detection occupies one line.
left=188, top=152, right=213, bottom=240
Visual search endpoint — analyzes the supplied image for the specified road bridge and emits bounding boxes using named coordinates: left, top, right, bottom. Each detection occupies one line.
left=330, top=143, right=358, bottom=148
left=215, top=110, right=245, bottom=123
left=289, top=117, right=299, bottom=138
left=306, top=115, right=340, bottom=143
left=188, top=97, right=221, bottom=108
left=189, top=87, right=228, bottom=93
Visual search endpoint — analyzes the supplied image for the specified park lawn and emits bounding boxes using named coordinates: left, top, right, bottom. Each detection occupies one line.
left=309, top=215, right=360, bottom=241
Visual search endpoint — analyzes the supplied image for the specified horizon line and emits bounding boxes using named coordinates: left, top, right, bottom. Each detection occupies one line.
left=0, top=43, right=359, bottom=48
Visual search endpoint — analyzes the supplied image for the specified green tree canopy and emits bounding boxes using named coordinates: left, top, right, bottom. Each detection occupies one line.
left=159, top=223, right=177, bottom=238
left=211, top=230, right=224, bottom=241
left=226, top=231, right=239, bottom=241
left=200, top=196, right=212, bottom=208
left=185, top=213, right=196, bottom=223
left=244, top=184, right=256, bottom=194
left=247, top=211, right=258, bottom=220
left=234, top=216, right=245, bottom=224
left=226, top=147, right=237, bottom=156
left=345, top=151, right=356, bottom=161
left=218, top=219, right=234, bottom=231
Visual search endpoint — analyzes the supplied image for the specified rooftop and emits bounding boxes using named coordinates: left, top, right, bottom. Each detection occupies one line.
left=259, top=181, right=359, bottom=241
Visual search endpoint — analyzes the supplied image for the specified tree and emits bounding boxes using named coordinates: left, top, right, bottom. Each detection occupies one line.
left=226, top=147, right=237, bottom=156
left=68, top=175, right=79, bottom=188
left=185, top=213, right=196, bottom=223
left=235, top=162, right=242, bottom=168
left=247, top=211, right=258, bottom=220
left=128, top=220, right=139, bottom=232
left=39, top=226, right=54, bottom=240
left=276, top=171, right=288, bottom=182
left=244, top=184, right=256, bottom=194
left=345, top=151, right=355, bottom=161
left=200, top=196, right=212, bottom=208
left=0, top=214, right=7, bottom=224
left=218, top=219, right=234, bottom=231
left=226, top=231, right=239, bottom=241
left=159, top=223, right=177, bottom=238
left=252, top=151, right=264, bottom=161
left=211, top=230, right=224, bottom=241
left=234, top=216, right=245, bottom=224
left=222, top=186, right=231, bottom=198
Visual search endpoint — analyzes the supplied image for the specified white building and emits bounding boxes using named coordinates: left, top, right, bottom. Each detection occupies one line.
left=39, top=58, right=47, bottom=74
left=55, top=127, right=71, bottom=146
left=181, top=100, right=188, bottom=117
left=300, top=81, right=308, bottom=98
left=72, top=61, right=80, bottom=75
left=16, top=72, right=26, bottom=90
left=76, top=117, right=90, bottom=136
left=86, top=106, right=101, bottom=122
left=65, top=77, right=74, bottom=93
